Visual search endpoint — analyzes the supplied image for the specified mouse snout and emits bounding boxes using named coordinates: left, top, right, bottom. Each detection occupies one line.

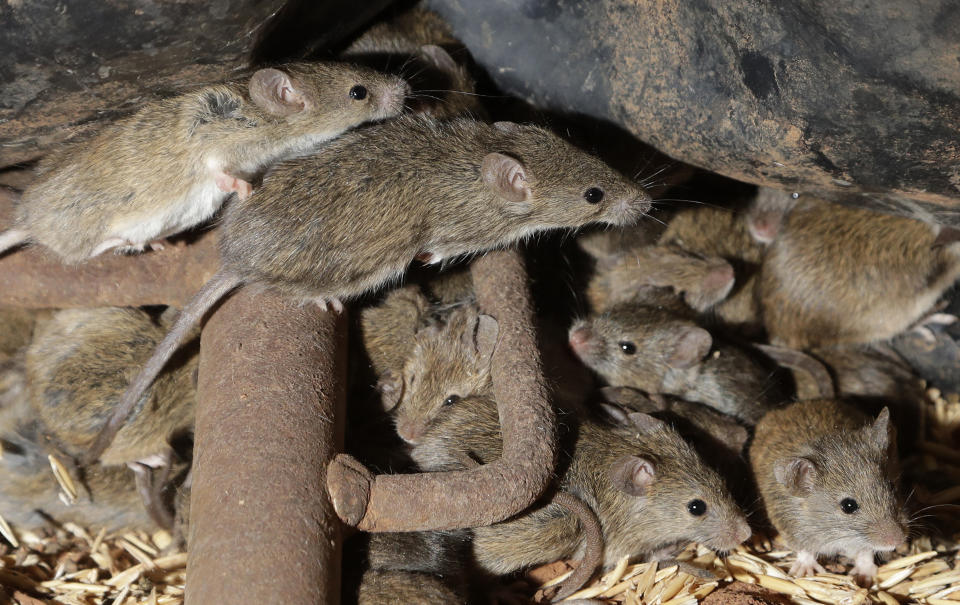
left=732, top=516, right=752, bottom=545
left=395, top=418, right=424, bottom=445
left=873, top=522, right=907, bottom=551
left=568, top=325, right=597, bottom=358
left=605, top=190, right=653, bottom=227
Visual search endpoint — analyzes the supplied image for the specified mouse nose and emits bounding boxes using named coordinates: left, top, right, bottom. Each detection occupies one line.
left=568, top=326, right=595, bottom=357
left=608, top=190, right=653, bottom=227
left=733, top=517, right=752, bottom=545
left=875, top=523, right=907, bottom=551
left=396, top=419, right=423, bottom=445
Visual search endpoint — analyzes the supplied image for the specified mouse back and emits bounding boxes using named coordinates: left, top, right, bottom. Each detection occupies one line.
left=25, top=307, right=197, bottom=466
left=219, top=116, right=652, bottom=302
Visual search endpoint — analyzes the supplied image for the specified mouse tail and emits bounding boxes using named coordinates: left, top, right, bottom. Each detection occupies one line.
left=0, top=229, right=29, bottom=256
left=84, top=269, right=243, bottom=464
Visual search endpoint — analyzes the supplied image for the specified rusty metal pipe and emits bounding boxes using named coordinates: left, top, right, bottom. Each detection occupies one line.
left=327, top=249, right=558, bottom=531
left=186, top=287, right=347, bottom=604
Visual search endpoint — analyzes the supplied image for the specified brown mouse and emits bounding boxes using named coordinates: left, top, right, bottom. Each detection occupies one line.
left=411, top=395, right=751, bottom=574
left=657, top=196, right=778, bottom=334
left=379, top=304, right=497, bottom=444
left=26, top=307, right=196, bottom=527
left=568, top=292, right=786, bottom=424
left=0, top=62, right=409, bottom=263
left=760, top=196, right=960, bottom=348
left=95, top=115, right=652, bottom=463
left=750, top=400, right=908, bottom=586
left=0, top=381, right=172, bottom=533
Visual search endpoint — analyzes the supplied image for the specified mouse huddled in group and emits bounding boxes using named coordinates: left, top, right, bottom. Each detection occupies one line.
left=0, top=4, right=956, bottom=605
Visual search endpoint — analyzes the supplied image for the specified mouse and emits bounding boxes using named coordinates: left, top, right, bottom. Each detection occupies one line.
left=380, top=304, right=493, bottom=441
left=342, top=6, right=484, bottom=120
left=25, top=306, right=197, bottom=527
left=379, top=304, right=497, bottom=444
left=568, top=291, right=787, bottom=424
left=759, top=195, right=960, bottom=348
left=0, top=381, right=180, bottom=533
left=657, top=196, right=777, bottom=335
left=0, top=62, right=410, bottom=263
left=749, top=400, right=908, bottom=586
left=93, top=114, right=653, bottom=463
left=359, top=284, right=437, bottom=379
left=583, top=241, right=736, bottom=314
left=411, top=394, right=751, bottom=574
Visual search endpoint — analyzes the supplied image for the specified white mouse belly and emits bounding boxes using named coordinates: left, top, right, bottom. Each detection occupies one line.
left=109, top=171, right=228, bottom=245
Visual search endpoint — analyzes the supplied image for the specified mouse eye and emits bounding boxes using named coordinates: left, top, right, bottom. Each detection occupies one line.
left=349, top=85, right=368, bottom=100
left=443, top=394, right=461, bottom=407
left=584, top=187, right=605, bottom=204
left=840, top=498, right=859, bottom=514
left=687, top=499, right=707, bottom=516
left=618, top=341, right=636, bottom=355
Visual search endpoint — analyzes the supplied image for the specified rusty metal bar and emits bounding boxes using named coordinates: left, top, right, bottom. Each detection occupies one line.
left=187, top=287, right=347, bottom=605
left=327, top=249, right=558, bottom=531
left=0, top=190, right=220, bottom=309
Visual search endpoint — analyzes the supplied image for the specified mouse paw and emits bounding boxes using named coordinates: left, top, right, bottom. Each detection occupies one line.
left=788, top=551, right=826, bottom=577
left=147, top=238, right=169, bottom=252
left=308, top=297, right=345, bottom=314
left=909, top=312, right=957, bottom=343
left=849, top=550, right=878, bottom=588
left=215, top=172, right=254, bottom=200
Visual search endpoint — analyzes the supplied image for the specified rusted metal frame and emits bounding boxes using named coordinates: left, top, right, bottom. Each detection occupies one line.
left=186, top=288, right=348, bottom=605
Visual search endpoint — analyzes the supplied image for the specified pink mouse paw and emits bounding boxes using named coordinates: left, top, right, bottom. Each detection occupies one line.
left=215, top=172, right=254, bottom=200
left=308, top=296, right=345, bottom=314
left=147, top=238, right=170, bottom=252
left=788, top=551, right=826, bottom=577
left=849, top=550, right=878, bottom=588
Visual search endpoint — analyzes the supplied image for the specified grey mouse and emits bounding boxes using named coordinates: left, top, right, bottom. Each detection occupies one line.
left=91, top=115, right=652, bottom=463
left=0, top=62, right=409, bottom=263
left=750, top=400, right=907, bottom=586
left=568, top=291, right=786, bottom=424
left=411, top=395, right=751, bottom=574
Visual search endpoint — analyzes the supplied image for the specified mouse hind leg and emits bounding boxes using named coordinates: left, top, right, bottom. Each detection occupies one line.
left=127, top=449, right=175, bottom=530
left=214, top=171, right=253, bottom=200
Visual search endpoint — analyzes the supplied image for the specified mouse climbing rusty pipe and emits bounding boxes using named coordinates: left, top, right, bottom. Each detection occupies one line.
left=327, top=249, right=559, bottom=531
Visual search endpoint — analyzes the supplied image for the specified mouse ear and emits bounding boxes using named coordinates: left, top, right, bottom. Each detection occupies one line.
left=481, top=152, right=532, bottom=207
left=419, top=44, right=458, bottom=75
left=609, top=455, right=656, bottom=497
left=774, top=456, right=817, bottom=496
left=868, top=407, right=892, bottom=451
left=474, top=314, right=499, bottom=362
left=377, top=370, right=404, bottom=412
left=600, top=386, right=665, bottom=414
left=249, top=68, right=306, bottom=116
left=666, top=326, right=712, bottom=369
